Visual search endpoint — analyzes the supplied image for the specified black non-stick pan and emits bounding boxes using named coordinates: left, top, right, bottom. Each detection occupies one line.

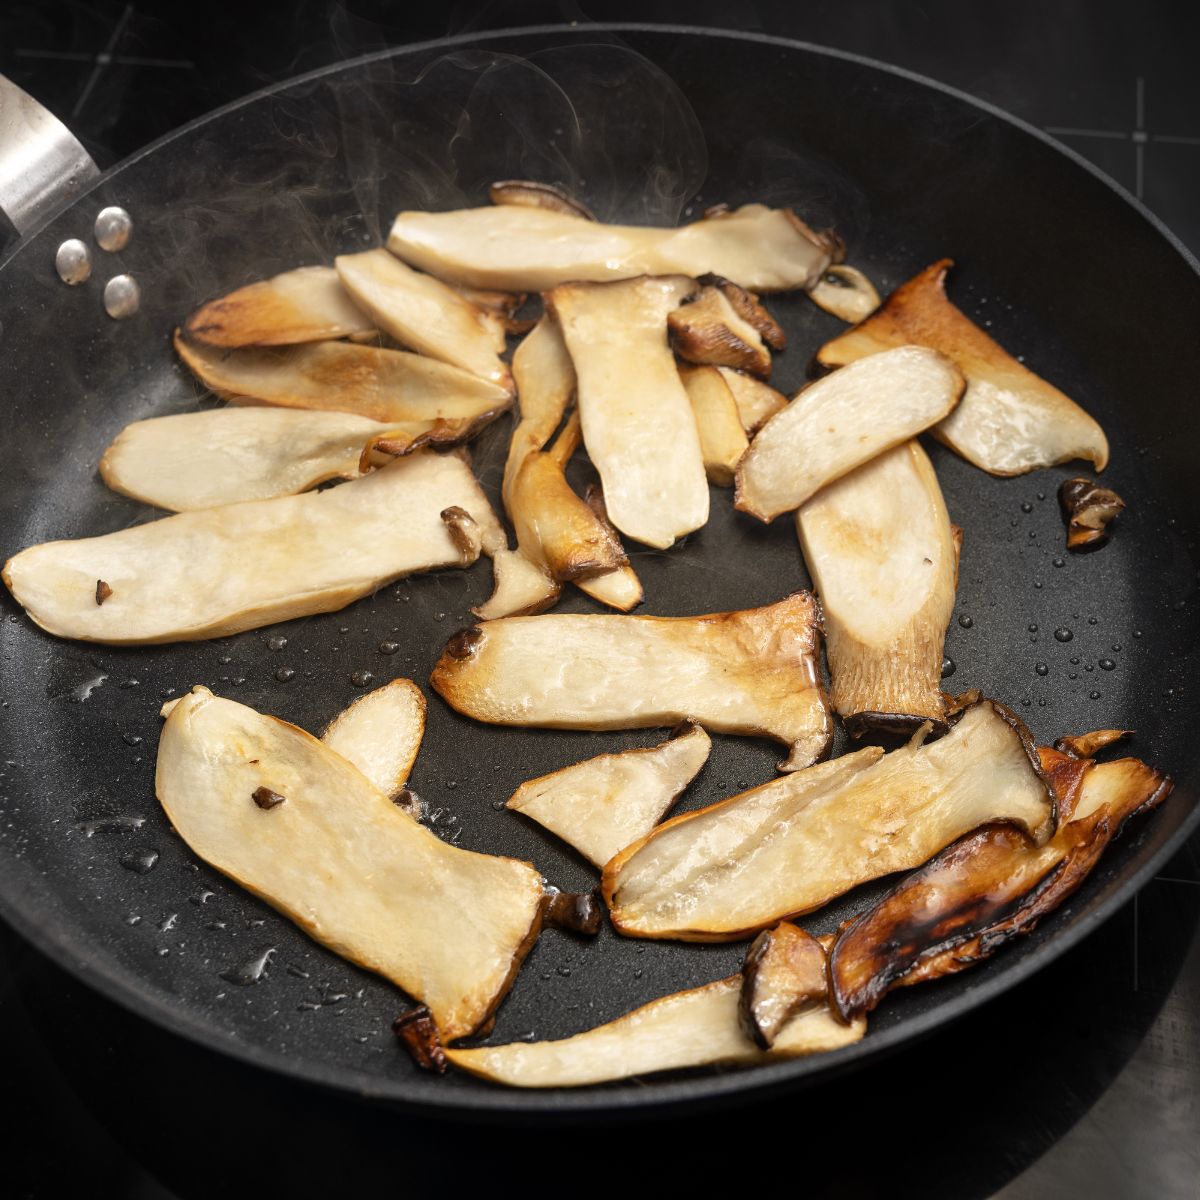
left=0, top=24, right=1197, bottom=1117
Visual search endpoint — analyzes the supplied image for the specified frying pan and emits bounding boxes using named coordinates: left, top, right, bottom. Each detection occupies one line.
left=0, top=24, right=1196, bottom=1117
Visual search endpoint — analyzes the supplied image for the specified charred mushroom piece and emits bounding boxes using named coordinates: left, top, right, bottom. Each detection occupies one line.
left=95, top=579, right=112, bottom=605
left=602, top=699, right=1056, bottom=942
left=393, top=1006, right=448, bottom=1073
left=701, top=275, right=786, bottom=350
left=680, top=365, right=750, bottom=487
left=736, top=346, right=963, bottom=522
left=488, top=180, right=596, bottom=221
left=1054, top=728, right=1133, bottom=759
left=807, top=264, right=882, bottom=323
left=1059, top=477, right=1125, bottom=551
left=542, top=889, right=604, bottom=935
left=797, top=441, right=957, bottom=734
left=739, top=923, right=830, bottom=1049
left=818, top=260, right=1109, bottom=475
left=321, top=678, right=426, bottom=802
left=156, top=687, right=546, bottom=1040
left=715, top=368, right=788, bottom=434
left=669, top=286, right=772, bottom=378
left=431, top=592, right=831, bottom=771
left=507, top=722, right=712, bottom=868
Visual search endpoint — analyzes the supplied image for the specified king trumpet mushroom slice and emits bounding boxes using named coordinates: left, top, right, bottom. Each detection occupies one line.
left=334, top=249, right=511, bottom=389
left=571, top=485, right=644, bottom=611
left=387, top=201, right=836, bottom=293
left=444, top=973, right=865, bottom=1088
left=174, top=333, right=512, bottom=425
left=734, top=346, right=964, bottom=522
left=716, top=368, right=788, bottom=434
left=548, top=275, right=709, bottom=549
left=818, top=260, right=1109, bottom=475
left=1053, top=728, right=1133, bottom=759
left=507, top=722, right=712, bottom=868
left=739, top=922, right=831, bottom=1049
left=602, top=699, right=1056, bottom=942
left=1059, top=477, right=1125, bottom=551
left=680, top=365, right=751, bottom=486
left=701, top=275, right=786, bottom=350
left=3, top=450, right=500, bottom=644
left=320, top=678, right=426, bottom=801
left=431, top=592, right=831, bottom=770
left=806, top=264, right=882, bottom=323
left=156, top=686, right=545, bottom=1040
left=488, top=179, right=597, bottom=221
left=796, top=440, right=957, bottom=735
left=183, top=265, right=374, bottom=347
left=669, top=286, right=773, bottom=378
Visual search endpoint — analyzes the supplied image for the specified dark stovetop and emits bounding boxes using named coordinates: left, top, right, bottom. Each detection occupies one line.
left=1, top=3, right=1197, bottom=1198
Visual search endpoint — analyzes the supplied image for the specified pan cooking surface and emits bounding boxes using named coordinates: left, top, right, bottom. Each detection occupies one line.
left=0, top=26, right=1197, bottom=1113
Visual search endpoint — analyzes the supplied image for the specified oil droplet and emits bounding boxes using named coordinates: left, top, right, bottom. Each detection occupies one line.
left=1087, top=616, right=1099, bottom=625
left=445, top=780, right=458, bottom=791
left=119, top=677, right=140, bottom=690
left=490, top=799, right=506, bottom=811
left=378, top=641, right=399, bottom=655
left=958, top=615, right=974, bottom=629
left=221, top=947, right=275, bottom=986
left=1099, top=658, right=1116, bottom=671
left=274, top=667, right=295, bottom=683
left=1037, top=492, right=1045, bottom=501
left=1020, top=502, right=1033, bottom=513
left=120, top=849, right=159, bottom=874
left=1035, top=663, right=1049, bottom=676
left=556, top=966, right=572, bottom=977
left=1172, top=599, right=1187, bottom=611
left=218, top=655, right=232, bottom=665
left=126, top=914, right=142, bottom=925
left=267, top=635, right=288, bottom=652
left=433, top=611, right=447, bottom=621
left=1112, top=643, right=1122, bottom=652
left=1133, top=629, right=1143, bottom=639
left=70, top=673, right=108, bottom=702
left=1034, top=581, right=1044, bottom=590
left=1028, top=624, right=1038, bottom=633
left=1089, top=690, right=1101, bottom=700
left=350, top=670, right=374, bottom=687
left=122, top=733, right=143, bottom=746
left=940, top=657, right=956, bottom=678
left=1052, top=558, right=1065, bottom=568
left=339, top=626, right=350, bottom=634
left=1054, top=628, right=1073, bottom=642
left=78, top=815, right=145, bottom=837
left=160, top=912, right=179, bottom=932
left=1021, top=698, right=1032, bottom=706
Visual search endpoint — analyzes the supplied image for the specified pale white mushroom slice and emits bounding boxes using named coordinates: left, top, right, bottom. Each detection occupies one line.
left=602, top=700, right=1056, bottom=941
left=387, top=202, right=835, bottom=293
left=735, top=345, right=964, bottom=522
left=680, top=365, right=750, bottom=486
left=507, top=722, right=712, bottom=867
left=817, top=260, right=1109, bottom=475
left=796, top=440, right=957, bottom=734
left=716, top=368, right=787, bottom=434
left=174, top=333, right=512, bottom=425
left=574, top=566, right=643, bottom=611
left=320, top=679, right=426, bottom=800
left=157, top=686, right=544, bottom=1040
left=548, top=276, right=709, bottom=549
left=431, top=592, right=830, bottom=771
left=445, top=975, right=864, bottom=1088
left=183, top=266, right=373, bottom=347
left=3, top=450, right=498, bottom=644
left=807, top=264, right=882, bottom=323
left=334, top=249, right=511, bottom=389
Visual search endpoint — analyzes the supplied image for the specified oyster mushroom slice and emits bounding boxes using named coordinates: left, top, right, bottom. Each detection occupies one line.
left=669, top=286, right=772, bottom=378
left=174, top=332, right=512, bottom=425
left=320, top=679, right=426, bottom=801
left=334, top=249, right=511, bottom=389
left=716, top=368, right=788, bottom=434
left=548, top=275, right=709, bottom=549
left=157, top=686, right=544, bottom=1040
left=818, top=260, right=1109, bottom=475
left=735, top=346, right=964, bottom=522
left=183, top=266, right=374, bottom=348
left=430, top=592, right=830, bottom=770
left=807, top=264, right=882, bottom=323
left=387, top=202, right=834, bottom=293
left=444, top=974, right=864, bottom=1088
left=739, top=922, right=831, bottom=1049
left=602, top=699, right=1056, bottom=942
left=680, top=365, right=750, bottom=487
left=507, top=722, right=712, bottom=868
left=3, top=450, right=499, bottom=644
left=796, top=440, right=957, bottom=735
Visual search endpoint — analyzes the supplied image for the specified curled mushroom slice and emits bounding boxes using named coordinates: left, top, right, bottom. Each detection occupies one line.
left=183, top=266, right=374, bottom=348
left=388, top=202, right=834, bottom=293
left=1054, top=728, right=1133, bottom=759
left=444, top=974, right=864, bottom=1088
left=548, top=276, right=709, bottom=549
left=739, top=923, right=830, bottom=1049
left=3, top=450, right=500, bottom=644
left=322, top=679, right=426, bottom=801
left=334, top=249, right=511, bottom=389
left=807, top=264, right=881, bottom=323
left=602, top=699, right=1057, bottom=942
left=157, top=686, right=544, bottom=1040
left=174, top=333, right=512, bottom=425
left=571, top=486, right=644, bottom=612
left=488, top=179, right=596, bottom=221
left=701, top=276, right=786, bottom=350
left=507, top=722, right=712, bottom=868
left=716, top=368, right=788, bottom=434
left=735, top=346, right=964, bottom=522
left=1059, top=477, right=1125, bottom=551
left=431, top=592, right=830, bottom=770
left=797, top=441, right=957, bottom=735
left=669, top=286, right=772, bottom=378
left=680, top=365, right=750, bottom=486
left=818, top=260, right=1109, bottom=475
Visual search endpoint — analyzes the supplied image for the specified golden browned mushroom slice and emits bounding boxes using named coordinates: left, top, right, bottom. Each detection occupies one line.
left=679, top=365, right=750, bottom=486
left=3, top=450, right=499, bottom=644
left=388, top=202, right=835, bottom=293
left=572, top=486, right=644, bottom=612
left=1059, top=477, right=1125, bottom=551
left=431, top=592, right=830, bottom=770
left=716, top=368, right=788, bottom=434
left=507, top=722, right=712, bottom=868
left=183, top=266, right=374, bottom=347
left=602, top=699, right=1056, bottom=942
left=444, top=974, right=864, bottom=1087
left=702, top=276, right=786, bottom=350
left=736, top=346, right=964, bottom=522
left=157, top=686, right=544, bottom=1040
left=829, top=748, right=1171, bottom=1020
left=1053, top=728, right=1133, bottom=759
left=669, top=286, right=772, bottom=378
left=320, top=679, right=426, bottom=800
left=796, top=440, right=957, bottom=735
left=807, top=264, right=882, bottom=323
left=818, top=260, right=1109, bottom=475
left=739, top=922, right=831, bottom=1049
left=334, top=249, right=511, bottom=389
left=548, top=276, right=709, bottom=549
left=174, top=333, right=512, bottom=425
left=488, top=179, right=596, bottom=221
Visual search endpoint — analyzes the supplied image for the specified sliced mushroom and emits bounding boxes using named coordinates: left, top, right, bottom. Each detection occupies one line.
left=807, top=264, right=881, bottom=323
left=183, top=266, right=374, bottom=348
left=473, top=549, right=560, bottom=621
left=431, top=591, right=830, bottom=771
left=334, top=249, right=511, bottom=389
left=669, top=286, right=772, bottom=378
left=507, top=722, right=712, bottom=868
left=157, top=686, right=544, bottom=1040
left=796, top=440, right=957, bottom=734
left=739, top=923, right=830, bottom=1049
left=701, top=275, right=786, bottom=350
left=716, top=368, right=788, bottom=434
left=547, top=275, right=709, bottom=549
left=3, top=450, right=499, bottom=644
left=1059, top=477, right=1125, bottom=551
left=387, top=202, right=834, bottom=293
left=571, top=486, right=644, bottom=611
left=679, top=365, right=750, bottom=487
left=735, top=346, right=963, bottom=522
left=602, top=699, right=1056, bottom=942
left=488, top=179, right=596, bottom=221
left=444, top=974, right=864, bottom=1088
left=818, top=260, right=1109, bottom=475
left=320, top=679, right=426, bottom=801
left=1054, top=728, right=1133, bottom=759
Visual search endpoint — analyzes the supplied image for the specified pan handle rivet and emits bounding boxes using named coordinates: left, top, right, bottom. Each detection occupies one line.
left=94, top=206, right=133, bottom=252
left=104, top=273, right=140, bottom=320
left=55, top=238, right=92, bottom=285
